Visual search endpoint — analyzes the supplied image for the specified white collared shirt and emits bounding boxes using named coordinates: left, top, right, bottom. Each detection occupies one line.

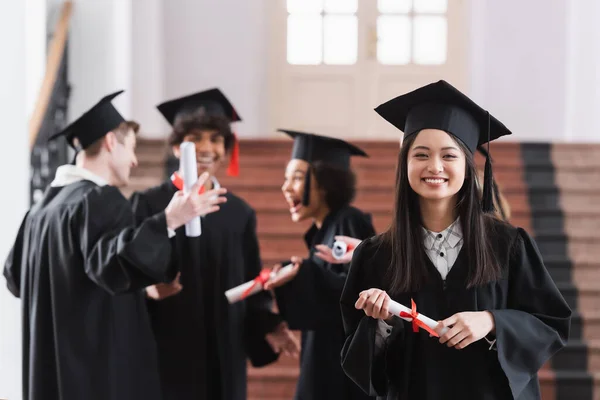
left=422, top=219, right=463, bottom=281
left=50, top=165, right=108, bottom=187
left=375, top=219, right=497, bottom=351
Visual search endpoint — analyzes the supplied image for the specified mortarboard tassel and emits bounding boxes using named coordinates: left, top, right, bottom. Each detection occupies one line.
left=478, top=145, right=507, bottom=220
left=227, top=133, right=240, bottom=177
left=301, top=135, right=313, bottom=206
left=227, top=108, right=240, bottom=177
left=481, top=112, right=495, bottom=213
left=302, top=168, right=311, bottom=206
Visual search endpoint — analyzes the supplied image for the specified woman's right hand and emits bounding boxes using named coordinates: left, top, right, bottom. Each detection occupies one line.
left=355, top=288, right=393, bottom=322
left=165, top=172, right=228, bottom=230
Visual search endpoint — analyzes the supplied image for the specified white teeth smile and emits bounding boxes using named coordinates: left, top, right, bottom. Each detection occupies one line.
left=424, top=178, right=446, bottom=184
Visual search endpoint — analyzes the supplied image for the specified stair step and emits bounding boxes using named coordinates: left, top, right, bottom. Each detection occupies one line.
left=556, top=283, right=600, bottom=313
left=561, top=194, right=600, bottom=213
left=569, top=243, right=600, bottom=264
left=544, top=259, right=600, bottom=284
left=583, top=312, right=600, bottom=341
left=552, top=143, right=600, bottom=168
left=553, top=340, right=599, bottom=371
left=542, top=370, right=600, bottom=400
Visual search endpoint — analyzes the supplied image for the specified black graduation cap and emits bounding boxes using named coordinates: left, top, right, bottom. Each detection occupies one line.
left=279, top=129, right=368, bottom=206
left=156, top=88, right=241, bottom=126
left=375, top=80, right=512, bottom=213
left=48, top=90, right=125, bottom=150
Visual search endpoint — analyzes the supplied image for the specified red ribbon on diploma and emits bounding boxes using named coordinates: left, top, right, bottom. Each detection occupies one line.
left=241, top=268, right=271, bottom=299
left=399, top=298, right=440, bottom=337
left=170, top=172, right=205, bottom=195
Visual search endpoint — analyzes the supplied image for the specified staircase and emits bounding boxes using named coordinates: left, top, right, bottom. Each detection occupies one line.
left=521, top=143, right=600, bottom=400
left=125, top=138, right=600, bottom=400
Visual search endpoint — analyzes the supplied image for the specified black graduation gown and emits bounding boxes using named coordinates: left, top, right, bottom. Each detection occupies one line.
left=130, top=180, right=281, bottom=400
left=3, top=180, right=177, bottom=400
left=340, top=218, right=572, bottom=400
left=274, top=205, right=376, bottom=400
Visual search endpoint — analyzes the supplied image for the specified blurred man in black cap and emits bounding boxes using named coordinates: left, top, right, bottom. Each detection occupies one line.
left=3, top=90, right=227, bottom=400
left=130, top=88, right=298, bottom=400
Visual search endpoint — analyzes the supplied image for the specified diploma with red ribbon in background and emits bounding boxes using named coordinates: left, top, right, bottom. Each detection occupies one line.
left=171, top=172, right=205, bottom=194
left=388, top=298, right=449, bottom=337
left=225, top=264, right=295, bottom=304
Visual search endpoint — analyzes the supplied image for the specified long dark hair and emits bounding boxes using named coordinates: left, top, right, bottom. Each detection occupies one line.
left=311, top=161, right=356, bottom=211
left=382, top=133, right=501, bottom=295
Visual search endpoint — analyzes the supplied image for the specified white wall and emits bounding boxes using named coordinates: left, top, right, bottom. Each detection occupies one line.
left=61, top=0, right=600, bottom=142
left=26, top=0, right=47, bottom=118
left=469, top=0, right=600, bottom=143
left=0, top=0, right=44, bottom=398
left=67, top=0, right=273, bottom=138
left=131, top=0, right=170, bottom=138
left=469, top=0, right=569, bottom=142
left=564, top=0, right=600, bottom=142
left=68, top=0, right=132, bottom=124
left=162, top=0, right=270, bottom=137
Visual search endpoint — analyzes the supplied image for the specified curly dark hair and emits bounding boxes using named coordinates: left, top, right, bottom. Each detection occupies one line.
left=167, top=113, right=235, bottom=152
left=311, top=161, right=357, bottom=211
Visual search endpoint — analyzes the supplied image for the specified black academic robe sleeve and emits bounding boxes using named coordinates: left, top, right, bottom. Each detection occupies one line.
left=78, top=186, right=176, bottom=295
left=242, top=210, right=282, bottom=367
left=340, top=238, right=393, bottom=397
left=3, top=212, right=29, bottom=297
left=275, top=210, right=376, bottom=331
left=489, top=228, right=571, bottom=399
left=130, top=189, right=165, bottom=227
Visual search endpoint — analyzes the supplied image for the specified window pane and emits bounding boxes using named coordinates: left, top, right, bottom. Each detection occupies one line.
left=378, top=0, right=411, bottom=13
left=377, top=16, right=411, bottom=65
left=324, top=0, right=357, bottom=13
left=287, top=15, right=323, bottom=65
left=287, top=0, right=323, bottom=14
left=324, top=15, right=357, bottom=64
left=414, top=0, right=447, bottom=13
left=413, top=16, right=447, bottom=64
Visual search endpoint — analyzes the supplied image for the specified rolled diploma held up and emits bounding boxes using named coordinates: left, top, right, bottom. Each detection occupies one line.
left=225, top=264, right=295, bottom=304
left=180, top=142, right=201, bottom=237
left=388, top=299, right=448, bottom=336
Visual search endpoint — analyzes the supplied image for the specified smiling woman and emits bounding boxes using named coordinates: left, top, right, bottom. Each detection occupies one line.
left=340, top=80, right=571, bottom=400
left=265, top=129, right=376, bottom=400
left=407, top=129, right=467, bottom=206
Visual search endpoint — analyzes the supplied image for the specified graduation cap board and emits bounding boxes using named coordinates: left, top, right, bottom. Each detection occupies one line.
left=279, top=129, right=369, bottom=206
left=156, top=88, right=241, bottom=126
left=374, top=80, right=512, bottom=213
left=157, top=88, right=241, bottom=177
left=48, top=90, right=125, bottom=151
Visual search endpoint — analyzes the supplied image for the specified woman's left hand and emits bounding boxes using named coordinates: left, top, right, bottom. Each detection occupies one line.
left=436, top=311, right=495, bottom=349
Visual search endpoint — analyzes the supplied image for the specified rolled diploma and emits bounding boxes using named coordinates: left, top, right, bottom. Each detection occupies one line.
left=225, top=264, right=295, bottom=304
left=180, top=142, right=201, bottom=237
left=388, top=299, right=448, bottom=335
left=332, top=240, right=348, bottom=260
